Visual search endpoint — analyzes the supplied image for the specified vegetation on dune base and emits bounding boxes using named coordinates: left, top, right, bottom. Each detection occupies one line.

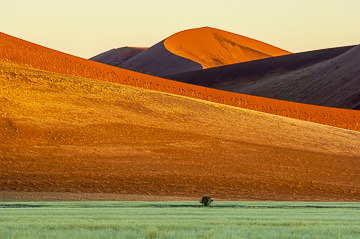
left=0, top=202, right=359, bottom=239
left=200, top=195, right=213, bottom=206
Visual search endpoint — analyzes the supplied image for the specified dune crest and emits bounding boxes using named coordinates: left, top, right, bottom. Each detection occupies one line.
left=100, top=27, right=290, bottom=76
left=164, top=27, right=291, bottom=68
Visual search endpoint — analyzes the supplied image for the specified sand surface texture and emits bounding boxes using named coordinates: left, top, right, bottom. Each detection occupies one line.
left=1, top=33, right=359, bottom=131
left=1, top=62, right=360, bottom=201
left=1, top=32, right=360, bottom=201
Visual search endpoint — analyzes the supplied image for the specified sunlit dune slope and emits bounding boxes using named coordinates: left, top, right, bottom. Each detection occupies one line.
left=1, top=32, right=360, bottom=131
left=1, top=63, right=360, bottom=201
left=166, top=45, right=359, bottom=109
left=164, top=27, right=291, bottom=69
left=118, top=27, right=290, bottom=76
left=89, top=47, right=146, bottom=66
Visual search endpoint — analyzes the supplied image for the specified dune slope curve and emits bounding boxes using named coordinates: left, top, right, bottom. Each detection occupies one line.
left=119, top=27, right=290, bottom=76
left=119, top=40, right=202, bottom=76
left=1, top=32, right=360, bottom=131
left=238, top=45, right=360, bottom=109
left=164, top=26, right=291, bottom=69
left=89, top=47, right=146, bottom=66
left=167, top=44, right=360, bottom=109
left=1, top=62, right=360, bottom=201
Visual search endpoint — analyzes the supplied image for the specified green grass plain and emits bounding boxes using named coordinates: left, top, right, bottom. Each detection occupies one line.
left=0, top=201, right=359, bottom=238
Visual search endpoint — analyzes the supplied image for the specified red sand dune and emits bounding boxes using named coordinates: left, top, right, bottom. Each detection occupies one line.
left=167, top=45, right=360, bottom=109
left=89, top=47, right=146, bottom=66
left=112, top=27, right=290, bottom=76
left=1, top=62, right=360, bottom=201
left=164, top=26, right=291, bottom=69
left=1, top=32, right=360, bottom=131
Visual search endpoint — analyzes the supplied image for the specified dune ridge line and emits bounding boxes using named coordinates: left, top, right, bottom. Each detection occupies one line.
left=164, top=27, right=291, bottom=68
left=1, top=32, right=359, bottom=131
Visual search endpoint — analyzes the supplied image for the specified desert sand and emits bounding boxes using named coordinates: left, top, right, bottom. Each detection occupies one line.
left=238, top=45, right=360, bottom=109
left=89, top=47, right=146, bottom=67
left=1, top=62, right=360, bottom=201
left=119, top=40, right=202, bottom=76
left=166, top=45, right=359, bottom=109
left=109, top=27, right=290, bottom=76
left=164, top=26, right=291, bottom=69
left=1, top=32, right=359, bottom=131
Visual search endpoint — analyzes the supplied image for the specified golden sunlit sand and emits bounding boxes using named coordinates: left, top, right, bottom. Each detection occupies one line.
left=1, top=31, right=360, bottom=201
left=1, top=32, right=359, bottom=131
left=1, top=62, right=360, bottom=201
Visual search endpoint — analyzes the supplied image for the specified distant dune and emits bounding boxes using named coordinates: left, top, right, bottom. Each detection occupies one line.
left=106, top=27, right=290, bottom=76
left=238, top=45, right=360, bottom=109
left=1, top=62, right=360, bottom=201
left=89, top=47, right=146, bottom=66
left=119, top=40, right=202, bottom=76
left=1, top=32, right=359, bottom=131
left=164, top=26, right=291, bottom=69
left=167, top=45, right=359, bottom=109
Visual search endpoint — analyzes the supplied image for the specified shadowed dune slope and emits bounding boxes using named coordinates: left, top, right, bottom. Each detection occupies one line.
left=119, top=27, right=290, bottom=76
left=119, top=40, right=202, bottom=76
left=238, top=45, right=360, bottom=109
left=89, top=47, right=146, bottom=66
left=166, top=46, right=353, bottom=87
left=1, top=62, right=360, bottom=201
left=166, top=45, right=359, bottom=109
left=164, top=27, right=291, bottom=69
left=1, top=32, right=360, bottom=131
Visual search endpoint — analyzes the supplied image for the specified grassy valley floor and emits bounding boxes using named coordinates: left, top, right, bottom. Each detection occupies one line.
left=0, top=201, right=359, bottom=238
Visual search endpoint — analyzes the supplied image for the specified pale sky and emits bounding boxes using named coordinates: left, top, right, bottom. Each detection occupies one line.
left=1, top=0, right=359, bottom=59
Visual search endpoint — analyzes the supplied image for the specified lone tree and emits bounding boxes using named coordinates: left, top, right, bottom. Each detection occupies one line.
left=200, top=196, right=213, bottom=206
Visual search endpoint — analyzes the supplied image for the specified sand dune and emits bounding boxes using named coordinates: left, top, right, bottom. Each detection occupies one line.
left=112, top=27, right=290, bottom=76
left=164, top=26, right=291, bottom=69
left=1, top=62, right=360, bottom=201
left=89, top=47, right=146, bottom=66
left=238, top=45, right=360, bottom=109
left=119, top=40, right=202, bottom=76
left=166, top=45, right=360, bottom=109
left=1, top=32, right=359, bottom=131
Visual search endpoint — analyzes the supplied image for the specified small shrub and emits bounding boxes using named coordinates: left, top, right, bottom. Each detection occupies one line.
left=200, top=196, right=213, bottom=206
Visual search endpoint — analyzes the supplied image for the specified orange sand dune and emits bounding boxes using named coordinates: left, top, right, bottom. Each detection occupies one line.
left=164, top=27, right=291, bottom=69
left=109, top=27, right=290, bottom=76
left=0, top=32, right=359, bottom=131
left=1, top=63, right=360, bottom=201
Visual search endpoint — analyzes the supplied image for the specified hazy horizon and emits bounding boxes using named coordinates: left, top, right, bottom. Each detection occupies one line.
left=2, top=0, right=360, bottom=59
